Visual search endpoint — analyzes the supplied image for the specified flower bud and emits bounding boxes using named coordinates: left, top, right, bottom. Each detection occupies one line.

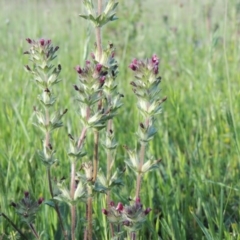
left=96, top=63, right=102, bottom=73
left=144, top=207, right=151, bottom=215
left=116, top=202, right=123, bottom=212
left=75, top=65, right=82, bottom=74
left=38, top=197, right=44, bottom=205
left=39, top=39, right=45, bottom=46
left=102, top=209, right=108, bottom=215
left=26, top=38, right=32, bottom=44
left=24, top=191, right=29, bottom=198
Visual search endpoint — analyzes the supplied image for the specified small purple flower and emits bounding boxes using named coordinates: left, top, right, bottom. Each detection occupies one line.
left=129, top=58, right=139, bottom=71
left=151, top=54, right=159, bottom=65
left=38, top=197, right=44, bottom=205
left=102, top=209, right=108, bottom=215
left=153, top=65, right=159, bottom=75
left=96, top=63, right=102, bottom=73
left=39, top=39, right=45, bottom=46
left=75, top=65, right=83, bottom=74
left=26, top=38, right=32, bottom=44
left=144, top=207, right=151, bottom=215
left=136, top=197, right=141, bottom=204
left=110, top=201, right=115, bottom=207
left=116, top=202, right=123, bottom=212
left=24, top=191, right=29, bottom=198
left=99, top=76, right=106, bottom=85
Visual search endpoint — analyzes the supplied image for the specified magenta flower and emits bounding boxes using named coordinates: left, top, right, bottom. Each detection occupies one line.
left=144, top=207, right=151, bottom=215
left=24, top=191, right=29, bottom=198
left=26, top=38, right=32, bottom=44
left=151, top=54, right=159, bottom=65
left=102, top=209, right=108, bottom=215
left=96, top=63, right=103, bottom=73
left=75, top=65, right=83, bottom=74
left=39, top=39, right=45, bottom=46
left=116, top=202, right=124, bottom=212
left=38, top=197, right=44, bottom=205
left=99, top=76, right=106, bottom=85
left=129, top=58, right=139, bottom=71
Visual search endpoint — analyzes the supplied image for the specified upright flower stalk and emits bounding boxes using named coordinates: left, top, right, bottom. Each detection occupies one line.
left=79, top=0, right=120, bottom=239
left=24, top=38, right=68, bottom=239
left=124, top=55, right=166, bottom=238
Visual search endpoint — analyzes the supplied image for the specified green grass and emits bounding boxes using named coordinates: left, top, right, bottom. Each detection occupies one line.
left=1, top=0, right=240, bottom=239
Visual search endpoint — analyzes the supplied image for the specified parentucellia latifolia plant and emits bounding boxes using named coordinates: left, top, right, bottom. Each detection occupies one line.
left=1, top=0, right=166, bottom=239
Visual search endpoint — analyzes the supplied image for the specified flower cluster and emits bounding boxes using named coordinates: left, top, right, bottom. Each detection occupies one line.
left=129, top=54, right=159, bottom=76
left=128, top=54, right=166, bottom=143
left=11, top=192, right=44, bottom=225
left=74, top=43, right=122, bottom=130
left=24, top=38, right=67, bottom=166
left=102, top=198, right=151, bottom=232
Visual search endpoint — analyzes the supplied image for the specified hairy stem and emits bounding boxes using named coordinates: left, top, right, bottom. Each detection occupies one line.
left=70, top=160, right=76, bottom=240
left=45, top=106, right=68, bottom=239
left=92, top=131, right=99, bottom=182
left=106, top=120, right=114, bottom=237
left=135, top=143, right=145, bottom=199
left=45, top=108, right=50, bottom=147
left=1, top=213, right=27, bottom=240
left=87, top=195, right=93, bottom=240
left=47, top=167, right=68, bottom=240
left=29, top=223, right=40, bottom=239
left=135, top=107, right=150, bottom=199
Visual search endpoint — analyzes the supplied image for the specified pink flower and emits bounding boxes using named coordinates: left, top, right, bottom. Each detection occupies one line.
left=129, top=58, right=139, bottom=71
left=102, top=209, right=108, bottom=215
left=38, top=197, right=44, bottom=205
left=75, top=65, right=83, bottom=74
left=144, top=207, right=151, bottom=215
left=151, top=54, right=159, bottom=65
left=116, top=202, right=124, bottom=212
left=24, top=191, right=29, bottom=198
left=39, top=39, right=45, bottom=46
left=96, top=63, right=102, bottom=73
left=99, top=76, right=106, bottom=85
left=26, top=38, right=32, bottom=44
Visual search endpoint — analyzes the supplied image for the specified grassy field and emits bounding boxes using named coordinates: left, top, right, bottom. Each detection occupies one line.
left=1, top=0, right=240, bottom=239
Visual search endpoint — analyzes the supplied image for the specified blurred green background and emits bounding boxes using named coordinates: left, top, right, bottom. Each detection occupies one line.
left=1, top=0, right=240, bottom=239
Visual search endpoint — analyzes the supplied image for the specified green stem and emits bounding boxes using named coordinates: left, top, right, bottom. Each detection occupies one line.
left=92, top=131, right=99, bottom=182
left=106, top=120, right=114, bottom=237
left=135, top=143, right=145, bottom=199
left=47, top=167, right=68, bottom=239
left=1, top=213, right=27, bottom=240
left=70, top=160, right=76, bottom=240
left=46, top=108, right=67, bottom=239
left=29, top=223, right=40, bottom=239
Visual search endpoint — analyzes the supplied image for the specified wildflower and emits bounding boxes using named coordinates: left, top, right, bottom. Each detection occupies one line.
left=75, top=65, right=83, bottom=74
left=26, top=38, right=32, bottom=44
left=38, top=197, right=44, bottom=205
